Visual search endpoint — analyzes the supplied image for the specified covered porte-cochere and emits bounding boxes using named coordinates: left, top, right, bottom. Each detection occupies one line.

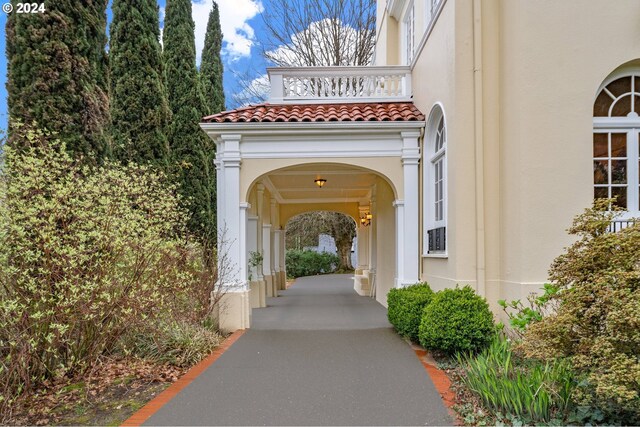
left=200, top=67, right=425, bottom=332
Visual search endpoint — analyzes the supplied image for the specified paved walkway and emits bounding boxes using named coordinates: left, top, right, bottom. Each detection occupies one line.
left=144, top=274, right=452, bottom=426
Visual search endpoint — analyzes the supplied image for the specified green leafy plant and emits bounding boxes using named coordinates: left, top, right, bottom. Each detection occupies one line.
left=458, top=335, right=575, bottom=424
left=387, top=283, right=434, bottom=342
left=247, top=250, right=264, bottom=281
left=285, top=249, right=339, bottom=278
left=419, top=286, right=494, bottom=354
left=497, top=283, right=559, bottom=336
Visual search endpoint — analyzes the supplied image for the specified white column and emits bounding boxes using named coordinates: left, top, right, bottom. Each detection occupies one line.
left=357, top=204, right=370, bottom=270
left=273, top=229, right=281, bottom=284
left=218, top=134, right=246, bottom=290
left=239, top=202, right=250, bottom=287
left=398, top=131, right=421, bottom=287
left=262, top=223, right=274, bottom=297
left=369, top=190, right=377, bottom=275
left=270, top=198, right=279, bottom=295
left=208, top=133, right=250, bottom=333
left=279, top=227, right=286, bottom=289
left=256, top=183, right=265, bottom=281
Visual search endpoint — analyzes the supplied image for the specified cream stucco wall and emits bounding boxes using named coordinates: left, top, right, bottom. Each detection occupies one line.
left=497, top=0, right=640, bottom=303
left=378, top=0, right=640, bottom=312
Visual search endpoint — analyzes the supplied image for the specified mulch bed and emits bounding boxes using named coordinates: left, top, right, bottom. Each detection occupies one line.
left=4, top=357, right=188, bottom=426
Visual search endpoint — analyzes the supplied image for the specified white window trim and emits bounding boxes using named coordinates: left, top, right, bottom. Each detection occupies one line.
left=593, top=72, right=640, bottom=218
left=401, top=0, right=415, bottom=66
left=423, top=104, right=448, bottom=257
left=411, top=0, right=447, bottom=70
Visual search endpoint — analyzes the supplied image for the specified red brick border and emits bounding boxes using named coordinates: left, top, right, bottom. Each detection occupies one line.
left=121, top=329, right=246, bottom=427
left=411, top=344, right=459, bottom=424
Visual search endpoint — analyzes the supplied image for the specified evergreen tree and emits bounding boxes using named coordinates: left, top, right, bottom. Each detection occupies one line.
left=164, top=0, right=217, bottom=245
left=109, top=0, right=170, bottom=164
left=6, top=1, right=110, bottom=159
left=200, top=2, right=225, bottom=113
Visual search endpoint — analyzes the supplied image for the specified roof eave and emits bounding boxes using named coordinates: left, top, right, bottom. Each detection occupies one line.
left=199, top=120, right=426, bottom=137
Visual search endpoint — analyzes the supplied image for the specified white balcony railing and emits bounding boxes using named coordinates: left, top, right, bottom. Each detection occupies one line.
left=267, top=66, right=412, bottom=104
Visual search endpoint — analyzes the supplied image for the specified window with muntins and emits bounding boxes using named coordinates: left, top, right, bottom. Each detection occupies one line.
left=593, top=73, right=640, bottom=214
left=425, top=0, right=442, bottom=26
left=403, top=2, right=415, bottom=64
left=425, top=106, right=447, bottom=254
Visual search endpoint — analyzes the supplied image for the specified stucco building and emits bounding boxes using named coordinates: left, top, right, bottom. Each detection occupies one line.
left=201, top=0, right=640, bottom=332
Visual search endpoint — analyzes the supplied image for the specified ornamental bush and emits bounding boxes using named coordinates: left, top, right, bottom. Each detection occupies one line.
left=285, top=249, right=339, bottom=278
left=0, top=126, right=219, bottom=408
left=387, top=283, right=434, bottom=342
left=418, top=286, right=494, bottom=354
left=521, top=200, right=640, bottom=423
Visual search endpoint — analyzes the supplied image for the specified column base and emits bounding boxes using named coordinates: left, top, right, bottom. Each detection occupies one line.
left=249, top=280, right=267, bottom=307
left=265, top=274, right=275, bottom=297
left=353, top=269, right=371, bottom=296
left=213, top=290, right=250, bottom=334
left=278, top=271, right=287, bottom=290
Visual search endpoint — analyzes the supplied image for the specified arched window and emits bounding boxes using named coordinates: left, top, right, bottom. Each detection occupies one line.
left=424, top=105, right=447, bottom=254
left=593, top=72, right=640, bottom=214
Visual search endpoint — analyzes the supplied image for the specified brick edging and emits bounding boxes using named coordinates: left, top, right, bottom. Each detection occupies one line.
left=411, top=344, right=459, bottom=424
left=121, top=329, right=246, bottom=427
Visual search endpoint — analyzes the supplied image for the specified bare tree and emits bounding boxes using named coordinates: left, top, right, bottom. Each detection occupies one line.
left=286, top=211, right=357, bottom=271
left=261, top=0, right=376, bottom=67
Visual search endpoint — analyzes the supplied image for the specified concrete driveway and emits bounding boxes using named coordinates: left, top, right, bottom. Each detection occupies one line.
left=144, top=274, right=452, bottom=426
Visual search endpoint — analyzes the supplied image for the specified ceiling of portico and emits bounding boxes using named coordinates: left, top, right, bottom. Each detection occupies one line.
left=261, top=164, right=378, bottom=204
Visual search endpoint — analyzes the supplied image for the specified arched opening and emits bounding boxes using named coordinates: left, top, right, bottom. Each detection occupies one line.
left=285, top=211, right=358, bottom=279
left=242, top=161, right=401, bottom=312
left=593, top=59, right=640, bottom=216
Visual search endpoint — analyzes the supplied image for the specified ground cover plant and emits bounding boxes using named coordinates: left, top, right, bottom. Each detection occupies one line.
left=387, top=283, right=434, bottom=342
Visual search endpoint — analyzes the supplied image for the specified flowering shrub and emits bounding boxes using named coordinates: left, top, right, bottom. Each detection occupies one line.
left=0, top=126, right=218, bottom=408
left=521, top=200, right=640, bottom=423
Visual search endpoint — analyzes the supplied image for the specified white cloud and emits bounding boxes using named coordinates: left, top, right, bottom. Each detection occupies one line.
left=265, top=18, right=371, bottom=66
left=232, top=73, right=270, bottom=107
left=192, top=0, right=264, bottom=64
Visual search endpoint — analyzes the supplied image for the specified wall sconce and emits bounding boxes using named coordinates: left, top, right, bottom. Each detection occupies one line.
left=360, top=211, right=372, bottom=226
left=314, top=178, right=327, bottom=188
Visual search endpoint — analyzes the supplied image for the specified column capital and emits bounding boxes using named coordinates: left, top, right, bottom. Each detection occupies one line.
left=401, top=130, right=421, bottom=140
left=392, top=199, right=405, bottom=208
left=240, top=202, right=251, bottom=210
left=257, top=182, right=265, bottom=193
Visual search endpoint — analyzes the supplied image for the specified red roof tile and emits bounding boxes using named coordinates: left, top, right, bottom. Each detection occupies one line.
left=202, top=102, right=424, bottom=123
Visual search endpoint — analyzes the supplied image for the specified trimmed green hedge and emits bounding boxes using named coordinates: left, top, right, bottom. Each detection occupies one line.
left=285, top=249, right=339, bottom=278
left=419, top=285, right=494, bottom=354
left=387, top=283, right=434, bottom=342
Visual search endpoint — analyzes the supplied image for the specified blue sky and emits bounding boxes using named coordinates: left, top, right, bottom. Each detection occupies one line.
left=0, top=0, right=271, bottom=131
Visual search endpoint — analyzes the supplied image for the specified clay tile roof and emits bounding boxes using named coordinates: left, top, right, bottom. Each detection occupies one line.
left=202, top=102, right=425, bottom=123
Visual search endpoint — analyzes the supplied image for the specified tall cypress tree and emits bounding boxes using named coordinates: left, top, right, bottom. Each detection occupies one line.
left=164, top=0, right=217, bottom=245
left=6, top=1, right=110, bottom=159
left=200, top=2, right=225, bottom=113
left=109, top=0, right=170, bottom=164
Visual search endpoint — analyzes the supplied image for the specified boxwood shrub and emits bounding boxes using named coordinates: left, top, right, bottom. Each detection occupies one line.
left=387, top=283, right=434, bottom=342
left=285, top=249, right=339, bottom=278
left=419, top=285, right=494, bottom=354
